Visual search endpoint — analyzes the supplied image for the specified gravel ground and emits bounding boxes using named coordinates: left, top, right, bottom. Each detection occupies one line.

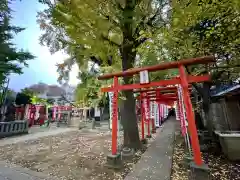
left=171, top=132, right=240, bottom=180
left=0, top=127, right=157, bottom=180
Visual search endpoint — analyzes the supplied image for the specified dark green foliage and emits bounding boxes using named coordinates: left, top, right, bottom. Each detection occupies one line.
left=15, top=92, right=31, bottom=105
left=0, top=0, right=35, bottom=87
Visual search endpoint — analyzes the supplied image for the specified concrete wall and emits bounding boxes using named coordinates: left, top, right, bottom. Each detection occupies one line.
left=209, top=101, right=228, bottom=131
left=224, top=99, right=240, bottom=130
left=209, top=99, right=240, bottom=131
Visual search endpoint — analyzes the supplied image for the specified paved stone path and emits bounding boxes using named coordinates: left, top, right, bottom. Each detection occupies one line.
left=125, top=117, right=176, bottom=180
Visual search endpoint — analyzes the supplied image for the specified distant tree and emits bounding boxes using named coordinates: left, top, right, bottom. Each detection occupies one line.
left=15, top=93, right=31, bottom=105
left=46, top=98, right=55, bottom=105
left=31, top=95, right=47, bottom=105
left=0, top=0, right=35, bottom=87
left=4, top=89, right=16, bottom=103
left=14, top=88, right=35, bottom=105
left=20, top=88, right=35, bottom=97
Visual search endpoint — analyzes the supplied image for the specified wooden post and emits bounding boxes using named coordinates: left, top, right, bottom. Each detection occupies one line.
left=179, top=65, right=203, bottom=165
left=177, top=88, right=186, bottom=136
left=140, top=93, right=145, bottom=140
left=112, top=76, right=118, bottom=155
left=146, top=95, right=151, bottom=137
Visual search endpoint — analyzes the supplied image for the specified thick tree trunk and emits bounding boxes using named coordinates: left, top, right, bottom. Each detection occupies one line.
left=201, top=82, right=213, bottom=135
left=117, top=0, right=142, bottom=149
left=120, top=91, right=141, bottom=149
left=119, top=45, right=141, bottom=149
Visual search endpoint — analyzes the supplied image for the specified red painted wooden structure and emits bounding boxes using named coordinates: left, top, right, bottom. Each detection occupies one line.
left=98, top=56, right=215, bottom=165
left=16, top=106, right=25, bottom=120
left=136, top=88, right=178, bottom=140
left=136, top=86, right=189, bottom=137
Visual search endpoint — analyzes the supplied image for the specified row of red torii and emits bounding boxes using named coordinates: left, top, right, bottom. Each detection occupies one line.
left=15, top=105, right=72, bottom=126
left=98, top=56, right=216, bottom=166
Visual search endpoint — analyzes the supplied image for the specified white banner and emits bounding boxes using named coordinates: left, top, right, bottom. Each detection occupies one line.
left=154, top=102, right=160, bottom=127
left=108, top=92, right=122, bottom=130
left=177, top=85, right=188, bottom=127
left=175, top=102, right=180, bottom=121
left=108, top=92, right=113, bottom=129
left=143, top=93, right=150, bottom=119
left=164, top=105, right=168, bottom=118
left=150, top=101, right=155, bottom=118
left=94, top=107, right=100, bottom=117
left=160, top=104, right=164, bottom=119
left=140, top=70, right=149, bottom=84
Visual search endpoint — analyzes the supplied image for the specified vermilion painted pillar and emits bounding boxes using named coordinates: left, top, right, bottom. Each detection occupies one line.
left=112, top=76, right=118, bottom=155
left=156, top=91, right=162, bottom=126
left=146, top=95, right=151, bottom=136
left=177, top=88, right=187, bottom=136
left=179, top=65, right=203, bottom=165
left=151, top=118, right=155, bottom=131
left=140, top=93, right=145, bottom=140
left=158, top=104, right=161, bottom=125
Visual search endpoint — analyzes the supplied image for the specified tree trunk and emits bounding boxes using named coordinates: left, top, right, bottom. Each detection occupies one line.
left=117, top=0, right=142, bottom=149
left=120, top=92, right=141, bottom=149
left=119, top=46, right=141, bottom=149
left=201, top=82, right=213, bottom=135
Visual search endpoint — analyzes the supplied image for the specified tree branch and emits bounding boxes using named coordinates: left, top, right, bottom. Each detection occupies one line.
left=134, top=1, right=168, bottom=38
left=194, top=64, right=240, bottom=76
left=213, top=64, right=240, bottom=69
left=134, top=18, right=146, bottom=38
left=90, top=56, right=112, bottom=66
left=102, top=15, right=120, bottom=27
left=101, top=35, right=121, bottom=47
left=113, top=0, right=124, bottom=11
left=134, top=37, right=148, bottom=48
left=146, top=8, right=162, bottom=26
left=185, top=66, right=205, bottom=98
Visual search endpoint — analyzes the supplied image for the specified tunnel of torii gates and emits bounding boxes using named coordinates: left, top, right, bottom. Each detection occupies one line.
left=133, top=86, right=192, bottom=140
left=98, top=56, right=216, bottom=166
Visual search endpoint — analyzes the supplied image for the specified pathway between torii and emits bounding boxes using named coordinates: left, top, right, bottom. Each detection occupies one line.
left=125, top=117, right=176, bottom=180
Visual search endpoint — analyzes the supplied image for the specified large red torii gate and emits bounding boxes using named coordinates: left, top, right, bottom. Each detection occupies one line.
left=98, top=55, right=215, bottom=166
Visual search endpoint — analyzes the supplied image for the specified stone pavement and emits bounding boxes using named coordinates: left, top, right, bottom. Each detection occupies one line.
left=125, top=117, right=176, bottom=180
left=0, top=127, right=74, bottom=147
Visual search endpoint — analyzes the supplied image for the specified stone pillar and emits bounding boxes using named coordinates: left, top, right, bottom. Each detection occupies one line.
left=105, top=154, right=122, bottom=169
left=189, top=162, right=210, bottom=180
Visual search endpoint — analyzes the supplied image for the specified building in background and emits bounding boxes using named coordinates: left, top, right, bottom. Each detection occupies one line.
left=27, top=83, right=76, bottom=105
left=61, top=83, right=76, bottom=103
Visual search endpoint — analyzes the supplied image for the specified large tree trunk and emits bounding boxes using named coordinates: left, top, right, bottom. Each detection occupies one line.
left=120, top=90, right=141, bottom=149
left=119, top=45, right=141, bottom=150
left=118, top=0, right=141, bottom=149
left=201, top=82, right=213, bottom=135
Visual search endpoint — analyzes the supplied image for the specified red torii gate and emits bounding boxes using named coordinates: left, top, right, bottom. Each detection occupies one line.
left=135, top=87, right=178, bottom=139
left=98, top=56, right=215, bottom=166
left=135, top=86, right=192, bottom=145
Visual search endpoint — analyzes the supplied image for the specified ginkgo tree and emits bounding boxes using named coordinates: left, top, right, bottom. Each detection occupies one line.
left=38, top=0, right=170, bottom=148
left=160, top=0, right=240, bottom=133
